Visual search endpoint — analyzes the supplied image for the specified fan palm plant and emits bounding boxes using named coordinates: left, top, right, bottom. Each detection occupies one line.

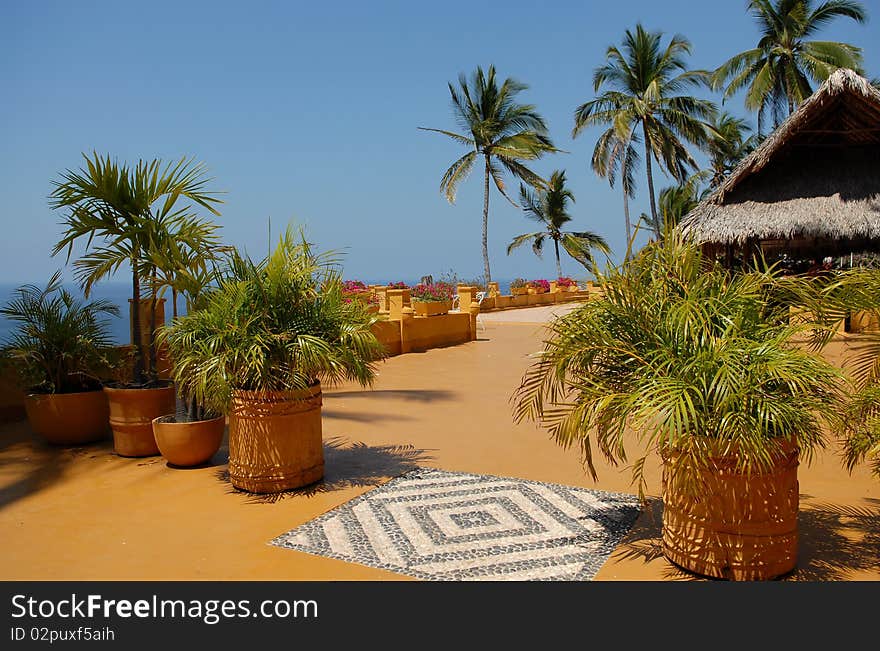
left=1, top=271, right=119, bottom=394
left=1, top=272, right=121, bottom=445
left=160, top=226, right=386, bottom=490
left=420, top=65, right=557, bottom=284
left=817, top=267, right=880, bottom=477
left=711, top=0, right=867, bottom=134
left=506, top=170, right=610, bottom=277
left=512, top=233, right=844, bottom=579
left=49, top=153, right=223, bottom=385
left=574, top=24, right=716, bottom=239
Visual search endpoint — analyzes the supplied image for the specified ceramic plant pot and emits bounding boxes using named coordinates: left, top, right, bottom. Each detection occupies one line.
left=24, top=390, right=110, bottom=446
left=227, top=383, right=324, bottom=493
left=104, top=384, right=175, bottom=457
left=661, top=443, right=800, bottom=581
left=152, top=414, right=225, bottom=467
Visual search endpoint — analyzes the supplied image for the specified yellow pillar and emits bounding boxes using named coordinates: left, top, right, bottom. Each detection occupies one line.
left=488, top=281, right=499, bottom=297
left=387, top=288, right=411, bottom=321
left=457, top=286, right=477, bottom=311
left=399, top=306, right=414, bottom=354
left=468, top=303, right=481, bottom=341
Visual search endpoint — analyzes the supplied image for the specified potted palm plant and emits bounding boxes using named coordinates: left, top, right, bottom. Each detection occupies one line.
left=150, top=253, right=231, bottom=468
left=512, top=234, right=844, bottom=580
left=160, top=227, right=385, bottom=492
left=0, top=272, right=119, bottom=445
left=49, top=153, right=223, bottom=457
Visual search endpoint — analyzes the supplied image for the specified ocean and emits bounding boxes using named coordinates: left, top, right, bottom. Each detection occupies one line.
left=0, top=277, right=536, bottom=345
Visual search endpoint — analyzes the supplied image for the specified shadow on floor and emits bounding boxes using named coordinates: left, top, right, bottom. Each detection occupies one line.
left=0, top=423, right=115, bottom=513
left=791, top=499, right=880, bottom=580
left=611, top=498, right=700, bottom=581
left=323, top=389, right=456, bottom=402
left=321, top=409, right=416, bottom=424
left=216, top=435, right=435, bottom=504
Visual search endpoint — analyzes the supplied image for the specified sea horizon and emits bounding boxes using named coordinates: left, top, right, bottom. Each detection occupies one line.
left=0, top=275, right=580, bottom=345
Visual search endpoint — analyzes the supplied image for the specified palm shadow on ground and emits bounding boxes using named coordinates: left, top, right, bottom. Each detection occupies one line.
left=0, top=423, right=114, bottom=512
left=215, top=435, right=435, bottom=504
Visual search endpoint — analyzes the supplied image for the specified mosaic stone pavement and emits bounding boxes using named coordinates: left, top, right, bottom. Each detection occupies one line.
left=270, top=468, right=642, bottom=581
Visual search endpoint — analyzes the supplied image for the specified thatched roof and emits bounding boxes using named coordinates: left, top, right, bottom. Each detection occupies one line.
left=680, top=68, right=880, bottom=245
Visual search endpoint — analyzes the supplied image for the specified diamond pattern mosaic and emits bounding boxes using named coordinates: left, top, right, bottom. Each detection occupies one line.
left=270, top=468, right=641, bottom=581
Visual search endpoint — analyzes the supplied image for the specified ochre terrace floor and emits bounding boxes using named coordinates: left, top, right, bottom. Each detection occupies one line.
left=1, top=307, right=878, bottom=581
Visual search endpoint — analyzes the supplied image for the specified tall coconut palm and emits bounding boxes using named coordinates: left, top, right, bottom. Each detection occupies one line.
left=705, top=112, right=757, bottom=188
left=507, top=171, right=610, bottom=277
left=420, top=65, right=557, bottom=284
left=588, top=124, right=640, bottom=260
left=50, top=153, right=223, bottom=384
left=712, top=0, right=867, bottom=134
left=574, top=24, right=716, bottom=239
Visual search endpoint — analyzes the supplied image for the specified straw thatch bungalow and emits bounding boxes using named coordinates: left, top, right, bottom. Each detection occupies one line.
left=680, top=68, right=880, bottom=269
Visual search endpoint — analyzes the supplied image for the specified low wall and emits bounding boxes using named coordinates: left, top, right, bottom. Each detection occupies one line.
left=0, top=369, right=26, bottom=422
left=403, top=312, right=471, bottom=353
left=371, top=319, right=402, bottom=356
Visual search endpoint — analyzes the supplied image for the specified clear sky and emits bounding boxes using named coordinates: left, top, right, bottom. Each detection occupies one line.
left=2, top=0, right=878, bottom=285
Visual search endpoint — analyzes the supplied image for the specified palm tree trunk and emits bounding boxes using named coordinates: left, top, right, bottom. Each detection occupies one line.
left=172, top=288, right=178, bottom=319
left=623, top=183, right=633, bottom=261
left=131, top=256, right=144, bottom=385
left=148, top=268, right=158, bottom=382
left=642, top=122, right=659, bottom=240
left=482, top=154, right=492, bottom=284
left=554, top=239, right=562, bottom=278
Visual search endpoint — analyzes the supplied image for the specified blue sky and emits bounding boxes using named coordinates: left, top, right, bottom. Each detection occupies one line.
left=2, top=0, right=878, bottom=285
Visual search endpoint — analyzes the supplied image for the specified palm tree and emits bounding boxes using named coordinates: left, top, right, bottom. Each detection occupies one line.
left=49, top=153, right=223, bottom=384
left=507, top=170, right=610, bottom=277
left=146, top=215, right=232, bottom=318
left=638, top=172, right=707, bottom=237
left=420, top=65, right=557, bottom=284
left=712, top=0, right=867, bottom=134
left=574, top=24, right=716, bottom=239
left=705, top=112, right=757, bottom=188
left=588, top=124, right=640, bottom=260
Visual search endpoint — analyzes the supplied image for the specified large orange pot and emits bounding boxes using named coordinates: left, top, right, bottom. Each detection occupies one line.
left=661, top=443, right=800, bottom=581
left=104, top=384, right=175, bottom=457
left=228, top=383, right=323, bottom=493
left=152, top=415, right=225, bottom=467
left=24, top=390, right=110, bottom=445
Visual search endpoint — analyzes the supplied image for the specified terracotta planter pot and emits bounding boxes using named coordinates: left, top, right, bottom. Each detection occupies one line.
left=411, top=300, right=452, bottom=317
left=228, top=383, right=324, bottom=493
left=152, top=415, right=225, bottom=467
left=661, top=443, right=800, bottom=580
left=104, top=384, right=175, bottom=457
left=24, top=390, right=110, bottom=446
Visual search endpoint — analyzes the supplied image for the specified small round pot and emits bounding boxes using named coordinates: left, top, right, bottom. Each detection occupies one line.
left=104, top=384, right=175, bottom=457
left=152, top=415, right=225, bottom=467
left=24, top=390, right=110, bottom=446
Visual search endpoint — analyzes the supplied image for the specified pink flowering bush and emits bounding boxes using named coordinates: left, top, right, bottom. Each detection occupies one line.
left=410, top=281, right=455, bottom=303
left=528, top=279, right=550, bottom=292
left=386, top=281, right=408, bottom=289
left=342, top=279, right=377, bottom=307
left=343, top=280, right=368, bottom=293
left=556, top=276, right=576, bottom=288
